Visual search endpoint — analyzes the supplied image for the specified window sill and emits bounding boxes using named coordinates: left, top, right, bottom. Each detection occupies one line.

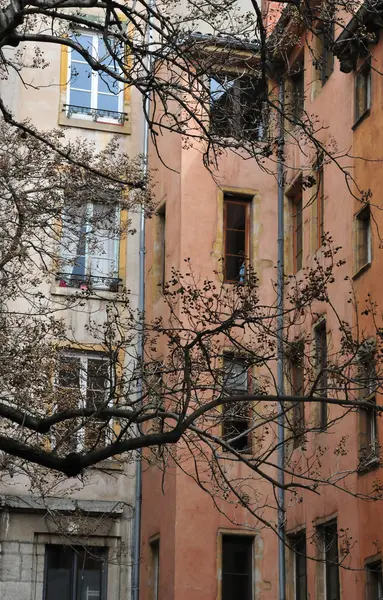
left=58, top=111, right=131, bottom=135
left=352, top=108, right=371, bottom=131
left=352, top=261, right=371, bottom=280
left=357, top=455, right=380, bottom=475
left=50, top=284, right=122, bottom=301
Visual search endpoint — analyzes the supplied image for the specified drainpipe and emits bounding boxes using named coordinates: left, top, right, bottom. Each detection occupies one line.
left=131, top=8, right=154, bottom=600
left=276, top=76, right=286, bottom=600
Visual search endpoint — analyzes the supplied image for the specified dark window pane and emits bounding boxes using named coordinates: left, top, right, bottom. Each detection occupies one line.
left=324, top=524, right=340, bottom=600
left=222, top=536, right=252, bottom=600
left=226, top=230, right=246, bottom=256
left=76, top=548, right=104, bottom=600
left=226, top=202, right=246, bottom=230
left=294, top=534, right=307, bottom=600
left=45, top=545, right=73, bottom=600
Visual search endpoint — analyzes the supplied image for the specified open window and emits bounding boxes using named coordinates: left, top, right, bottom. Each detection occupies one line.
left=223, top=193, right=251, bottom=283
left=210, top=72, right=267, bottom=141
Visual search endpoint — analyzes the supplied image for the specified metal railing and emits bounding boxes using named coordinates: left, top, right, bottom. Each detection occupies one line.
left=63, top=104, right=128, bottom=124
left=56, top=272, right=122, bottom=292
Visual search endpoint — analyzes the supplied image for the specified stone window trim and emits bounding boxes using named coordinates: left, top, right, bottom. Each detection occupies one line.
left=216, top=528, right=260, bottom=600
left=32, top=533, right=121, bottom=600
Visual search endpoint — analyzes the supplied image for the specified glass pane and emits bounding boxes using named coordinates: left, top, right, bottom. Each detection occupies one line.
left=226, top=230, right=245, bottom=256
left=45, top=545, right=73, bottom=600
left=71, top=35, right=94, bottom=62
left=58, top=356, right=81, bottom=389
left=98, top=73, right=120, bottom=95
left=224, top=358, right=248, bottom=394
left=69, top=89, right=92, bottom=110
left=222, top=536, right=252, bottom=600
left=226, top=202, right=246, bottom=230
left=97, top=93, right=119, bottom=113
left=76, top=548, right=104, bottom=600
left=87, top=358, right=108, bottom=393
left=70, top=62, right=92, bottom=91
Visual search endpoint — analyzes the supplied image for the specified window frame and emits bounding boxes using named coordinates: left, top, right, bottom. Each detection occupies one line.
left=221, top=533, right=254, bottom=600
left=223, top=193, right=252, bottom=284
left=358, top=354, right=379, bottom=468
left=354, top=59, right=371, bottom=125
left=366, top=558, right=383, bottom=600
left=355, top=203, right=372, bottom=275
left=317, top=520, right=340, bottom=600
left=44, top=544, right=108, bottom=600
left=157, top=203, right=166, bottom=290
left=315, top=23, right=334, bottom=87
left=150, top=538, right=160, bottom=600
left=66, top=31, right=125, bottom=124
left=58, top=201, right=120, bottom=291
left=56, top=351, right=113, bottom=451
left=291, top=531, right=307, bottom=600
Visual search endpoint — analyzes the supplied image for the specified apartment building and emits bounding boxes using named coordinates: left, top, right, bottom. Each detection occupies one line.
left=140, top=4, right=383, bottom=600
left=0, top=26, right=143, bottom=600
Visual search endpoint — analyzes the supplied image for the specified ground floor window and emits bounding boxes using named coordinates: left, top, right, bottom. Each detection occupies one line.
left=44, top=545, right=107, bottom=600
left=222, top=534, right=253, bottom=600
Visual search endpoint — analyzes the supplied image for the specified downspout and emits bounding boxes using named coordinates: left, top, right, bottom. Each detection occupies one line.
left=131, top=8, right=154, bottom=600
left=276, top=76, right=286, bottom=600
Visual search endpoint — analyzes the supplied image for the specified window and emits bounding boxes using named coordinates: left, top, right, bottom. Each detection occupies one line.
left=57, top=353, right=111, bottom=450
left=66, top=32, right=125, bottom=123
left=222, top=355, right=251, bottom=452
left=291, top=359, right=305, bottom=448
left=44, top=545, right=107, bottom=600
left=58, top=201, right=120, bottom=291
left=288, top=181, right=303, bottom=273
left=150, top=539, right=160, bottom=600
left=314, top=24, right=334, bottom=87
left=222, top=535, right=253, bottom=600
left=358, top=351, right=379, bottom=466
left=366, top=560, right=383, bottom=600
left=210, top=73, right=266, bottom=141
left=291, top=61, right=305, bottom=123
left=315, top=321, right=327, bottom=429
left=320, top=521, right=340, bottom=600
left=355, top=204, right=372, bottom=273
left=223, top=194, right=251, bottom=283
left=355, top=61, right=371, bottom=123
left=315, top=160, right=325, bottom=250
left=291, top=532, right=307, bottom=600
left=157, top=204, right=166, bottom=289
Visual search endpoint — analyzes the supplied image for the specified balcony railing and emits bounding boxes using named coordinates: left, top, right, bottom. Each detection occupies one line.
left=56, top=272, right=122, bottom=293
left=63, top=104, right=128, bottom=124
